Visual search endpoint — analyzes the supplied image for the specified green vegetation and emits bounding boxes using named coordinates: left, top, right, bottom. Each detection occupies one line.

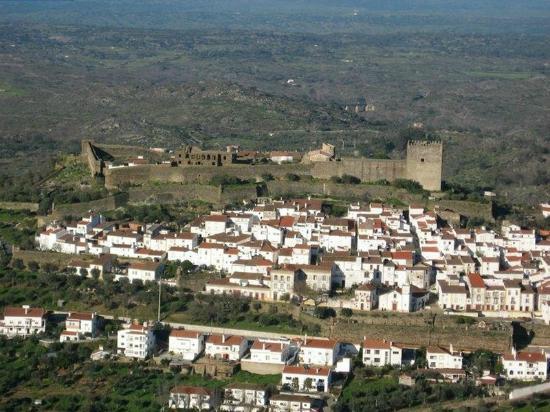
left=210, top=174, right=253, bottom=187
left=335, top=370, right=486, bottom=412
left=0, top=337, right=278, bottom=411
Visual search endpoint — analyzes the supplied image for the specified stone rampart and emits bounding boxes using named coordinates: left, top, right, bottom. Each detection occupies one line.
left=311, top=158, right=407, bottom=183
left=104, top=163, right=313, bottom=189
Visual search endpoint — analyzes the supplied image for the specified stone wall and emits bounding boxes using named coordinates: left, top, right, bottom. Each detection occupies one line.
left=0, top=202, right=39, bottom=212
left=81, top=140, right=104, bottom=177
left=406, top=141, right=443, bottom=191
left=310, top=158, right=407, bottom=183
left=51, top=193, right=128, bottom=218
left=127, top=185, right=221, bottom=205
left=266, top=181, right=421, bottom=203
left=104, top=163, right=313, bottom=189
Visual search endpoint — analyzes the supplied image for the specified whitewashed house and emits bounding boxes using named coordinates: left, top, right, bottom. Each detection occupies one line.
left=205, top=334, right=248, bottom=361
left=127, top=261, right=163, bottom=283
left=282, top=365, right=332, bottom=392
left=426, top=345, right=463, bottom=369
left=117, top=323, right=156, bottom=359
left=299, top=338, right=340, bottom=367
left=0, top=306, right=46, bottom=337
left=168, top=386, right=218, bottom=410
left=221, top=383, right=268, bottom=412
left=249, top=339, right=293, bottom=364
left=502, top=348, right=548, bottom=381
left=169, top=329, right=205, bottom=361
left=362, top=338, right=403, bottom=367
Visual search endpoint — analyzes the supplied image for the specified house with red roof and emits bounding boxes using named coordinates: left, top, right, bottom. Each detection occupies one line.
left=362, top=338, right=403, bottom=367
left=169, top=329, right=206, bottom=361
left=299, top=338, right=340, bottom=367
left=249, top=338, right=293, bottom=364
left=205, top=334, right=249, bottom=361
left=282, top=365, right=332, bottom=392
left=502, top=347, right=548, bottom=381
left=0, top=305, right=47, bottom=337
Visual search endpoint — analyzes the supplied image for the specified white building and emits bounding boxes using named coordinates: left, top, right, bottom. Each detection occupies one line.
left=426, top=345, right=463, bottom=369
left=117, top=323, right=156, bottom=359
left=282, top=365, right=332, bottom=392
left=249, top=339, right=293, bottom=364
left=204, top=334, right=248, bottom=361
left=168, top=329, right=205, bottom=361
left=362, top=338, right=403, bottom=367
left=299, top=338, right=340, bottom=367
left=221, top=383, right=268, bottom=412
left=269, top=394, right=319, bottom=412
left=0, top=305, right=46, bottom=337
left=127, top=261, right=163, bottom=283
left=168, top=386, right=218, bottom=410
left=65, top=311, right=98, bottom=336
left=502, top=348, right=548, bottom=381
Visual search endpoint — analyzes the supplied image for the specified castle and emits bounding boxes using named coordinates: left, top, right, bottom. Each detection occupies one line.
left=82, top=140, right=443, bottom=191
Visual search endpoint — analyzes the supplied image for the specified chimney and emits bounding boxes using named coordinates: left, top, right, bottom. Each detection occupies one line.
left=222, top=334, right=226, bottom=343
left=512, top=346, right=517, bottom=360
left=449, top=344, right=454, bottom=354
left=23, top=305, right=30, bottom=314
left=263, top=343, right=266, bottom=350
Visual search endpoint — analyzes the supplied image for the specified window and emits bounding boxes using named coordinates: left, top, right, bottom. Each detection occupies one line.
left=420, top=158, right=425, bottom=162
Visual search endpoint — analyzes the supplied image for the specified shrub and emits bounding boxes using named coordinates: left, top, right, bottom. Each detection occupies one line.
left=340, top=308, right=353, bottom=317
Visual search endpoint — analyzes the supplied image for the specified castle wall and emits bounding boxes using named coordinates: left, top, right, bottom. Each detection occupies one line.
left=310, top=158, right=407, bottom=183
left=81, top=140, right=103, bottom=177
left=406, top=141, right=443, bottom=191
left=104, top=163, right=313, bottom=189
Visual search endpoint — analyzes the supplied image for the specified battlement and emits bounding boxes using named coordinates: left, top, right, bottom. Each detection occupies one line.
left=407, top=140, right=442, bottom=147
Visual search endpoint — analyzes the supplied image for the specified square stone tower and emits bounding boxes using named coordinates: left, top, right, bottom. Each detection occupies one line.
left=406, top=141, right=443, bottom=191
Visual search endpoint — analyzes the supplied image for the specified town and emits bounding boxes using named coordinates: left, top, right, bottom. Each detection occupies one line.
left=2, top=196, right=549, bottom=410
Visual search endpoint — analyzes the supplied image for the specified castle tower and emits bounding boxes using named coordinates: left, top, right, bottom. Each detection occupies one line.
left=406, top=141, right=443, bottom=191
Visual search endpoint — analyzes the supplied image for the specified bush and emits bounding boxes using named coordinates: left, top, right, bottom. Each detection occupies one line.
left=313, top=306, right=336, bottom=319
left=285, top=173, right=300, bottom=182
left=393, top=179, right=427, bottom=194
left=340, top=308, right=353, bottom=317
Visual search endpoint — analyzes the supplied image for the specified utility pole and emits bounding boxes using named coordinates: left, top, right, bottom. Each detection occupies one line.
left=157, top=279, right=162, bottom=322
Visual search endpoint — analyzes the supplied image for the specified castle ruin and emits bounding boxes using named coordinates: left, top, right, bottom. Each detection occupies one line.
left=82, top=140, right=443, bottom=191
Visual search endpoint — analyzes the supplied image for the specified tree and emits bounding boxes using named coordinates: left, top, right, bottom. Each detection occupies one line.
left=252, top=302, right=262, bottom=312
left=285, top=173, right=300, bottom=182
left=304, top=377, right=313, bottom=390
left=340, top=308, right=353, bottom=317
left=12, top=258, right=25, bottom=271
left=79, top=268, right=88, bottom=278
left=313, top=306, right=336, bottom=319
left=90, top=268, right=101, bottom=280
left=42, top=263, right=58, bottom=274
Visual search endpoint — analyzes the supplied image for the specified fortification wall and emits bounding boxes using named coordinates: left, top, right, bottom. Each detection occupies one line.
left=127, top=185, right=222, bottom=205
left=266, top=181, right=422, bottom=203
left=310, top=158, right=407, bottom=182
left=105, top=163, right=313, bottom=189
left=0, top=202, right=39, bottom=212
left=81, top=140, right=103, bottom=177
left=51, top=193, right=128, bottom=218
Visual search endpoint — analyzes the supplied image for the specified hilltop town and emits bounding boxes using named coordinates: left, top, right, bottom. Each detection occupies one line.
left=2, top=184, right=548, bottom=409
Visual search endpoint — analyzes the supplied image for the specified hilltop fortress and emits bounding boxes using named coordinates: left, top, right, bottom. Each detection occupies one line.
left=82, top=140, right=443, bottom=191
